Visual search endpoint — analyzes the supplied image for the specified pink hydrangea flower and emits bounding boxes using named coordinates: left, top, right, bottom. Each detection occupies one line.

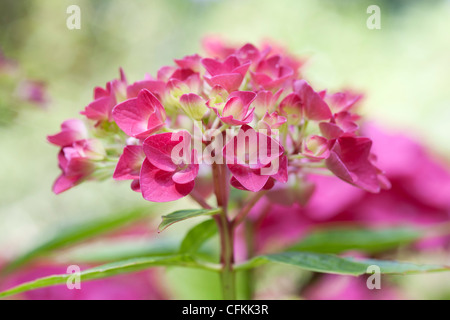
left=140, top=131, right=198, bottom=202
left=49, top=39, right=390, bottom=202
left=292, top=80, right=332, bottom=121
left=202, top=55, right=250, bottom=92
left=112, top=89, right=167, bottom=140
left=81, top=69, right=127, bottom=124
left=208, top=91, right=256, bottom=125
left=251, top=55, right=294, bottom=90
left=257, top=111, right=287, bottom=133
left=52, top=139, right=105, bottom=194
left=325, top=136, right=389, bottom=193
left=47, top=119, right=88, bottom=147
left=113, top=145, right=146, bottom=192
left=253, top=89, right=283, bottom=119
left=223, top=125, right=287, bottom=192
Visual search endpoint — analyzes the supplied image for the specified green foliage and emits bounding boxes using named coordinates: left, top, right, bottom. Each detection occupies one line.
left=0, top=255, right=220, bottom=299
left=289, top=227, right=422, bottom=254
left=179, top=219, right=218, bottom=255
left=158, top=208, right=221, bottom=232
left=1, top=207, right=152, bottom=274
left=235, top=252, right=450, bottom=276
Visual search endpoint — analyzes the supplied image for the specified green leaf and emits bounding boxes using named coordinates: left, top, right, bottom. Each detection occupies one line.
left=235, top=252, right=450, bottom=276
left=179, top=219, right=218, bottom=255
left=289, top=227, right=422, bottom=254
left=158, top=208, right=221, bottom=232
left=58, top=239, right=180, bottom=264
left=0, top=255, right=220, bottom=299
left=2, top=206, right=152, bottom=274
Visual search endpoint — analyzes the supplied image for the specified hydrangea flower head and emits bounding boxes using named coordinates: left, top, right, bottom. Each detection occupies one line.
left=47, top=40, right=389, bottom=202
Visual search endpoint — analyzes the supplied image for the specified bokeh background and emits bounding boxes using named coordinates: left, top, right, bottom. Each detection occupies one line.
left=0, top=0, right=449, bottom=299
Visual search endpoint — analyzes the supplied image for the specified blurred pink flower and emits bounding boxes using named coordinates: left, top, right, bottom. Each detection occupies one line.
left=303, top=274, right=403, bottom=300
left=16, top=80, right=49, bottom=107
left=247, top=123, right=450, bottom=253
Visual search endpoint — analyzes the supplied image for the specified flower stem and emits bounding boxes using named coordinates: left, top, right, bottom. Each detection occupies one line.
left=212, top=163, right=236, bottom=300
left=216, top=211, right=236, bottom=300
left=232, top=190, right=268, bottom=230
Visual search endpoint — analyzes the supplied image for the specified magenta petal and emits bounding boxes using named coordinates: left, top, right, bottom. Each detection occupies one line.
left=202, top=58, right=225, bottom=76
left=325, top=151, right=354, bottom=183
left=112, top=99, right=145, bottom=136
left=232, top=62, right=251, bottom=78
left=143, top=131, right=191, bottom=172
left=81, top=96, right=113, bottom=121
left=294, top=80, right=332, bottom=121
left=47, top=119, right=87, bottom=147
left=222, top=96, right=246, bottom=120
left=271, top=155, right=288, bottom=183
left=64, top=157, right=95, bottom=177
left=172, top=163, right=199, bottom=184
left=223, top=56, right=241, bottom=72
left=52, top=174, right=82, bottom=194
left=319, top=122, right=344, bottom=140
left=94, top=86, right=109, bottom=99
left=228, top=164, right=270, bottom=192
left=250, top=72, right=273, bottom=88
left=112, top=89, right=165, bottom=138
left=236, top=43, right=261, bottom=63
left=113, top=145, right=145, bottom=180
left=205, top=73, right=243, bottom=93
left=230, top=176, right=275, bottom=191
left=126, top=80, right=165, bottom=99
left=326, top=137, right=382, bottom=193
left=174, top=54, right=202, bottom=71
left=140, top=160, right=194, bottom=202
left=228, top=91, right=256, bottom=108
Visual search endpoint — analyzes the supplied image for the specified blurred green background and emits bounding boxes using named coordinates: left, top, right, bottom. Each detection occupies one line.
left=0, top=0, right=449, bottom=299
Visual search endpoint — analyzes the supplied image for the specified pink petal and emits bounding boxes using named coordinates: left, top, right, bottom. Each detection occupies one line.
left=231, top=176, right=275, bottom=191
left=326, top=137, right=382, bottom=193
left=271, top=154, right=288, bottom=183
left=174, top=54, right=202, bottom=71
left=172, top=163, right=199, bottom=184
left=52, top=174, right=82, bottom=195
left=228, top=91, right=256, bottom=108
left=319, top=122, right=344, bottom=140
left=81, top=96, right=114, bottom=121
left=204, top=73, right=244, bottom=93
left=126, top=80, right=165, bottom=99
left=222, top=96, right=246, bottom=120
left=112, top=89, right=165, bottom=138
left=47, top=119, right=87, bottom=147
left=202, top=58, right=226, bottom=76
left=113, top=145, right=145, bottom=180
left=142, top=131, right=192, bottom=172
left=294, top=80, right=332, bottom=121
left=236, top=43, right=261, bottom=63
left=140, top=160, right=194, bottom=202
left=228, top=164, right=270, bottom=192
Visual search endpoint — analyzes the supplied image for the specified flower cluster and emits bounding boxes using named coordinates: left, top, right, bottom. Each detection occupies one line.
left=48, top=40, right=389, bottom=202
